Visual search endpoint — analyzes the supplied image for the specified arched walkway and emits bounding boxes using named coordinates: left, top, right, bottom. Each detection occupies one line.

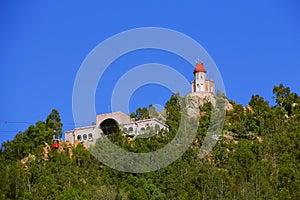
left=99, top=118, right=119, bottom=135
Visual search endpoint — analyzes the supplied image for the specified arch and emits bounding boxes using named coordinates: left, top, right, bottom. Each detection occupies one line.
left=140, top=127, right=145, bottom=132
left=128, top=127, right=134, bottom=133
left=88, top=133, right=93, bottom=140
left=123, top=127, right=128, bottom=133
left=77, top=135, right=82, bottom=141
left=100, top=118, right=119, bottom=135
left=83, top=134, right=87, bottom=140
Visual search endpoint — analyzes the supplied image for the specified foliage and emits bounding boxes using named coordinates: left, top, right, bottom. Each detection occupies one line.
left=130, top=107, right=150, bottom=121
left=1, top=84, right=300, bottom=199
left=2, top=109, right=62, bottom=161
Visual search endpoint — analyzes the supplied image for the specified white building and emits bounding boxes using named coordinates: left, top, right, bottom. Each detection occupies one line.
left=65, top=111, right=168, bottom=147
left=191, top=62, right=214, bottom=95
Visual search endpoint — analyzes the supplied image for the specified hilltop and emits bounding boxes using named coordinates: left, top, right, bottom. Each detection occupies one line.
left=0, top=84, right=300, bottom=199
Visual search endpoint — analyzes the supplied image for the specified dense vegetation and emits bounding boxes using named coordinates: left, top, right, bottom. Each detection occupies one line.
left=1, top=84, right=300, bottom=199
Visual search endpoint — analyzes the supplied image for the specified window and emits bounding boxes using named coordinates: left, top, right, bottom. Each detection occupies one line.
left=123, top=128, right=128, bottom=133
left=83, top=134, right=87, bottom=140
left=77, top=135, right=82, bottom=141
left=128, top=127, right=133, bottom=133
left=140, top=127, right=145, bottom=132
left=88, top=133, right=93, bottom=140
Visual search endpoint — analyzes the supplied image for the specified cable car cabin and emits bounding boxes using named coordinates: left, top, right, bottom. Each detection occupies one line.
left=52, top=138, right=60, bottom=148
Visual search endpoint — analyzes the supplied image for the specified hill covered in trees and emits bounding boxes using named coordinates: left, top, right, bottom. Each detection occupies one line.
left=1, top=84, right=300, bottom=199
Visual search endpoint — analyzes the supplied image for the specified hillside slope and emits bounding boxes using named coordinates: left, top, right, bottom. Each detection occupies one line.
left=1, top=84, right=299, bottom=200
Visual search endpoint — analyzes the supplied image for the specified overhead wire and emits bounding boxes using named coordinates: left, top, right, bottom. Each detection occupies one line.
left=0, top=120, right=92, bottom=134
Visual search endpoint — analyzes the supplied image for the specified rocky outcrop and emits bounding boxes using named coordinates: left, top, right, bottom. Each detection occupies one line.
left=245, top=105, right=254, bottom=113
left=42, top=143, right=50, bottom=160
left=21, top=153, right=36, bottom=171
left=185, top=92, right=233, bottom=117
left=21, top=153, right=36, bottom=165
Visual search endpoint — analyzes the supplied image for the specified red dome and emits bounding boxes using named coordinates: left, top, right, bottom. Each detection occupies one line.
left=193, top=62, right=206, bottom=73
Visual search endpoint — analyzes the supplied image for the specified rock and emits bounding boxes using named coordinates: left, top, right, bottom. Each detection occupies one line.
left=245, top=105, right=254, bottom=113
left=42, top=143, right=50, bottom=160
left=185, top=92, right=233, bottom=117
left=21, top=153, right=36, bottom=164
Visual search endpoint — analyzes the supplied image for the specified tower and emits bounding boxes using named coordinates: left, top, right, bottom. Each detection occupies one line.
left=192, top=62, right=207, bottom=92
left=191, top=62, right=214, bottom=95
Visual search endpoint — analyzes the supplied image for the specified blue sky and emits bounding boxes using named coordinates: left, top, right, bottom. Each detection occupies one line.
left=1, top=1, right=300, bottom=144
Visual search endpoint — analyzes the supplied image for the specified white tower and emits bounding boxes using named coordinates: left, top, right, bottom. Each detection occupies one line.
left=193, top=62, right=207, bottom=92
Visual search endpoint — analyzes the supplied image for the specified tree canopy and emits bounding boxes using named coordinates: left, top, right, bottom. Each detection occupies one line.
left=1, top=84, right=300, bottom=199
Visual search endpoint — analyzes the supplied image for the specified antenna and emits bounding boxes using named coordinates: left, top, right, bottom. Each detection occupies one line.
left=196, top=57, right=204, bottom=64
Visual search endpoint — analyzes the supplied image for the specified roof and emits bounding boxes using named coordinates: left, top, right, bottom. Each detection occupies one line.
left=193, top=62, right=207, bottom=73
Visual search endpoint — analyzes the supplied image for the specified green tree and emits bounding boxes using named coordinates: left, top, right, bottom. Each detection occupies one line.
left=273, top=84, right=298, bottom=114
left=165, top=93, right=182, bottom=131
left=46, top=109, right=63, bottom=139
left=131, top=107, right=150, bottom=121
